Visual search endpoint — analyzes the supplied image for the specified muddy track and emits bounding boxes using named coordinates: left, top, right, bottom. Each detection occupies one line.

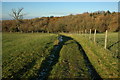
left=35, top=35, right=102, bottom=80
left=34, top=35, right=72, bottom=80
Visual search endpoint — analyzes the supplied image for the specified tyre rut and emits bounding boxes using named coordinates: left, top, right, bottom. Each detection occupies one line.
left=36, top=35, right=102, bottom=80
left=35, top=35, right=72, bottom=80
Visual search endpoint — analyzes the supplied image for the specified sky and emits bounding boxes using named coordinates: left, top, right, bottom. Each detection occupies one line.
left=2, top=2, right=118, bottom=20
left=1, top=0, right=120, bottom=2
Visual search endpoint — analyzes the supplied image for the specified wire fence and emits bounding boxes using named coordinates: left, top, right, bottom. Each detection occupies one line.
left=78, top=29, right=119, bottom=59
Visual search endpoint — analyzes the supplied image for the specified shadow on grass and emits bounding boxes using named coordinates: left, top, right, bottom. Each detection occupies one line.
left=108, top=41, right=120, bottom=59
left=62, top=35, right=102, bottom=80
left=75, top=41, right=102, bottom=80
left=108, top=41, right=120, bottom=49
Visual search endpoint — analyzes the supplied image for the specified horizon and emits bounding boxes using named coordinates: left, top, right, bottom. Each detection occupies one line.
left=1, top=10, right=118, bottom=20
left=2, top=2, right=118, bottom=20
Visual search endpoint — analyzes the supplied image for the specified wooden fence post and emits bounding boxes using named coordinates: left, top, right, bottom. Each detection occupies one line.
left=94, top=29, right=96, bottom=43
left=85, top=29, right=86, bottom=37
left=104, top=30, right=108, bottom=49
left=89, top=29, right=91, bottom=40
left=85, top=29, right=86, bottom=33
left=81, top=31, right=83, bottom=35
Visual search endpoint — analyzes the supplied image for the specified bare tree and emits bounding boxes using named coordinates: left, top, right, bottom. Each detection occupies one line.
left=9, top=8, right=26, bottom=32
left=9, top=8, right=25, bottom=21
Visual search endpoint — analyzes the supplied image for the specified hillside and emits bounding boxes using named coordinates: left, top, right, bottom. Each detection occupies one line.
left=2, top=11, right=119, bottom=33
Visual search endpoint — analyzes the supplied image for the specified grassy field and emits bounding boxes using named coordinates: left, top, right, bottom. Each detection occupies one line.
left=2, top=33, right=58, bottom=79
left=2, top=32, right=119, bottom=79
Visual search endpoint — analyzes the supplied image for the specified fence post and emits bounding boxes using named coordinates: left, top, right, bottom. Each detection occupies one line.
left=81, top=31, right=83, bottom=35
left=89, top=29, right=91, bottom=40
left=94, top=29, right=96, bottom=43
left=85, top=29, right=86, bottom=37
left=104, top=30, right=108, bottom=49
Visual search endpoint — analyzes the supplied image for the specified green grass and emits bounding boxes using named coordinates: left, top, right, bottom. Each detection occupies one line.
left=62, top=33, right=119, bottom=78
left=2, top=33, right=58, bottom=79
left=2, top=32, right=119, bottom=79
left=49, top=37, right=90, bottom=79
left=84, top=32, right=118, bottom=57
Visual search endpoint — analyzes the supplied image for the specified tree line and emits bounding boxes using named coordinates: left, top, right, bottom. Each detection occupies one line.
left=2, top=11, right=119, bottom=33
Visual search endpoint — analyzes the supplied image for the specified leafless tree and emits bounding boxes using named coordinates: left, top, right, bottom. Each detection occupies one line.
left=9, top=8, right=25, bottom=21
left=9, top=8, right=26, bottom=32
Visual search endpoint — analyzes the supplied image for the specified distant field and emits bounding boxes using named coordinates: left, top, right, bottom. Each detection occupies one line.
left=2, top=32, right=119, bottom=79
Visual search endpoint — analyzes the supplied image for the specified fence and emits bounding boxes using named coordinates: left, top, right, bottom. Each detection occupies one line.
left=79, top=29, right=108, bottom=49
left=78, top=29, right=119, bottom=58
